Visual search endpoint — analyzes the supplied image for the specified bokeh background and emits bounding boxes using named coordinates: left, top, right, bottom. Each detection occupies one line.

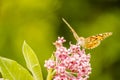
left=0, top=0, right=120, bottom=80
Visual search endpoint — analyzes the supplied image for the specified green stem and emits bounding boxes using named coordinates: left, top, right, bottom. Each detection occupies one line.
left=46, top=69, right=55, bottom=80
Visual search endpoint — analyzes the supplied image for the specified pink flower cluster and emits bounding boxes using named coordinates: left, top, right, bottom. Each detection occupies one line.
left=44, top=37, right=91, bottom=80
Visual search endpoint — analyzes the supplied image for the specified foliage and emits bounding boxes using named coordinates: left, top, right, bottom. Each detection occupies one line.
left=0, top=41, right=43, bottom=80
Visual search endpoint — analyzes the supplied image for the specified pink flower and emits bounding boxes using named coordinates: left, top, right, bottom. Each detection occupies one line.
left=69, top=44, right=80, bottom=54
left=44, top=59, right=55, bottom=69
left=44, top=37, right=91, bottom=80
left=53, top=37, right=66, bottom=48
left=55, top=46, right=68, bottom=61
left=55, top=64, right=66, bottom=73
left=53, top=73, right=68, bottom=80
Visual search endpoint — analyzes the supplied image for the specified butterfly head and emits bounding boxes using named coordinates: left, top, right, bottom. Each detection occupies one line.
left=77, top=37, right=85, bottom=47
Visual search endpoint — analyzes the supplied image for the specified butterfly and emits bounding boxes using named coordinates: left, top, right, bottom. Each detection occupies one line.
left=62, top=18, right=112, bottom=49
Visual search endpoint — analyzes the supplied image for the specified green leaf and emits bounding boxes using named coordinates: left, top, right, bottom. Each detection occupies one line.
left=22, top=41, right=43, bottom=80
left=0, top=57, right=34, bottom=80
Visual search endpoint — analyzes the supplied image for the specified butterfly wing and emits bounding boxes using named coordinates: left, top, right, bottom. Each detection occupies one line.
left=84, top=37, right=101, bottom=49
left=84, top=32, right=112, bottom=49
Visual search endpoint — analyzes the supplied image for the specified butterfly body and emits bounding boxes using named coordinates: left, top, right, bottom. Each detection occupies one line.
left=62, top=18, right=112, bottom=49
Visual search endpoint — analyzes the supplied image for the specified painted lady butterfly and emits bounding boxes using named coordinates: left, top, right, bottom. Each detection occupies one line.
left=62, top=18, right=112, bottom=49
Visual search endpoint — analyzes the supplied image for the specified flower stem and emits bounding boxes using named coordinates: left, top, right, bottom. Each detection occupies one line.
left=46, top=69, right=55, bottom=80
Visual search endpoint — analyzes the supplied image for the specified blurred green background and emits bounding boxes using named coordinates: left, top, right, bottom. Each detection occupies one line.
left=0, top=0, right=120, bottom=80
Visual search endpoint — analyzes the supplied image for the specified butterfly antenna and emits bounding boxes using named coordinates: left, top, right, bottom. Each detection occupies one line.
left=62, top=18, right=80, bottom=41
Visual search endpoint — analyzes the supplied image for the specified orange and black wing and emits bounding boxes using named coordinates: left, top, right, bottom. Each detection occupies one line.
left=84, top=32, right=112, bottom=49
